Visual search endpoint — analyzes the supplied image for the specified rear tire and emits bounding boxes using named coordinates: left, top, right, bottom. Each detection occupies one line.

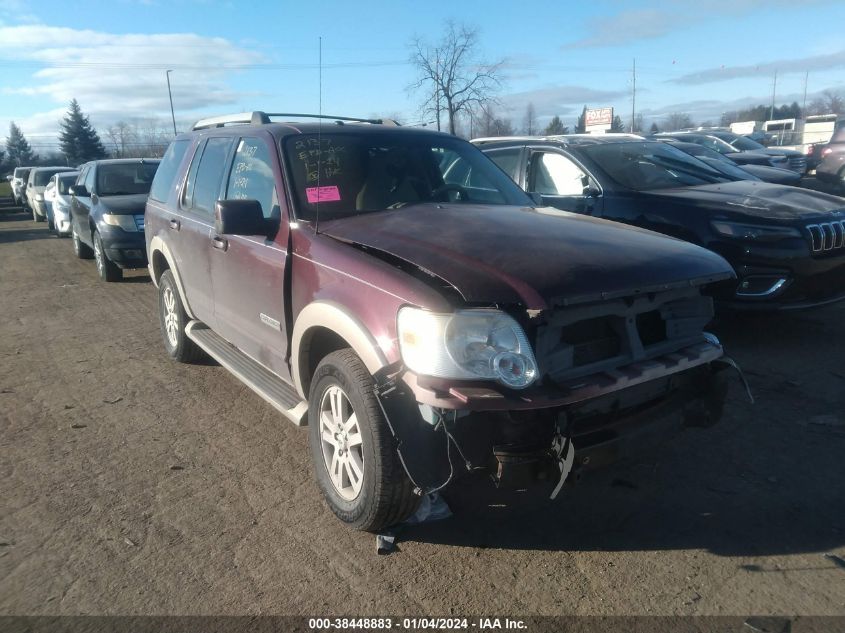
left=158, top=270, right=204, bottom=363
left=72, top=225, right=94, bottom=259
left=308, top=349, right=418, bottom=531
left=93, top=231, right=122, bottom=282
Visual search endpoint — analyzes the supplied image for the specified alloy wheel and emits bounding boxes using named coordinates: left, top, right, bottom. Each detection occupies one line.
left=319, top=385, right=364, bottom=500
left=162, top=286, right=179, bottom=348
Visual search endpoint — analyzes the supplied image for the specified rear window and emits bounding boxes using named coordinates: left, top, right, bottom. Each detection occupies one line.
left=34, top=169, right=65, bottom=186
left=57, top=175, right=78, bottom=195
left=149, top=140, right=190, bottom=202
left=14, top=168, right=31, bottom=180
left=97, top=162, right=159, bottom=196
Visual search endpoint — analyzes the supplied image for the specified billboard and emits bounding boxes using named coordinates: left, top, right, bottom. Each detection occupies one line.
left=585, top=107, right=613, bottom=133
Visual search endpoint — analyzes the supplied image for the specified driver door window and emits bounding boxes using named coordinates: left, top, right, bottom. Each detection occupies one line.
left=531, top=152, right=586, bottom=196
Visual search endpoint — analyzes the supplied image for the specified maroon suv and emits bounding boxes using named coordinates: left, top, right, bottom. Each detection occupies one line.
left=145, top=111, right=736, bottom=531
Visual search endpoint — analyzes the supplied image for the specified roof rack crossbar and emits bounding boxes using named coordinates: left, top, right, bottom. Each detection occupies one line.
left=191, top=111, right=399, bottom=131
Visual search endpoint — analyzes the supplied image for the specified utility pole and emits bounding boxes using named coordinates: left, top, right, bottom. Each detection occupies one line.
left=631, top=58, right=636, bottom=133
left=433, top=53, right=441, bottom=132
left=802, top=71, right=809, bottom=117
left=769, top=69, right=778, bottom=121
left=166, top=70, right=177, bottom=136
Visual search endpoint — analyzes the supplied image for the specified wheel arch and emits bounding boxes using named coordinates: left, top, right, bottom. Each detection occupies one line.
left=292, top=301, right=388, bottom=400
left=148, top=236, right=195, bottom=319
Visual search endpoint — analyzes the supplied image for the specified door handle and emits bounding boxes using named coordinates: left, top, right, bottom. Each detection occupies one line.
left=168, top=218, right=181, bottom=230
left=211, top=236, right=228, bottom=251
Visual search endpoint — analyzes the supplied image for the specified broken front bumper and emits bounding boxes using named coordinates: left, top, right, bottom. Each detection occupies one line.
left=376, top=348, right=732, bottom=495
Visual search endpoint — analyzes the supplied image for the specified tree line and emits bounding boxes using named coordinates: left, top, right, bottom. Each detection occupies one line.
left=1, top=99, right=173, bottom=173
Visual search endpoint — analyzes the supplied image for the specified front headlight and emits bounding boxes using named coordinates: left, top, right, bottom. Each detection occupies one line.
left=397, top=307, right=538, bottom=389
left=102, top=213, right=138, bottom=232
left=711, top=220, right=800, bottom=241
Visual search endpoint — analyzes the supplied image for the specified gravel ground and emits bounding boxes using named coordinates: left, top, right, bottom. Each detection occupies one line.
left=0, top=195, right=844, bottom=618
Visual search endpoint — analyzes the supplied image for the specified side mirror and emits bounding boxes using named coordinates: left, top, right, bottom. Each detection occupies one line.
left=529, top=191, right=543, bottom=206
left=5, top=175, right=11, bottom=182
left=215, top=199, right=272, bottom=236
left=69, top=184, right=89, bottom=197
left=584, top=185, right=601, bottom=198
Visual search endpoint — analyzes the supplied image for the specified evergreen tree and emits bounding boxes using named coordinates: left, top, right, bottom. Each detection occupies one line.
left=610, top=115, right=625, bottom=132
left=575, top=105, right=587, bottom=133
left=649, top=122, right=660, bottom=135
left=543, top=115, right=568, bottom=135
left=5, top=122, right=38, bottom=166
left=59, top=99, right=106, bottom=164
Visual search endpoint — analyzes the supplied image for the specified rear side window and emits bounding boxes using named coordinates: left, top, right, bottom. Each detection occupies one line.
left=84, top=166, right=96, bottom=192
left=186, top=137, right=234, bottom=216
left=225, top=137, right=278, bottom=219
left=486, top=147, right=521, bottom=179
left=150, top=140, right=190, bottom=202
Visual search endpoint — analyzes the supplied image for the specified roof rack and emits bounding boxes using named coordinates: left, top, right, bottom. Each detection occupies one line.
left=191, top=111, right=401, bottom=131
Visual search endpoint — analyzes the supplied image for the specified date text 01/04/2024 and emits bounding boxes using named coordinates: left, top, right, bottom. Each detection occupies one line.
left=307, top=617, right=527, bottom=630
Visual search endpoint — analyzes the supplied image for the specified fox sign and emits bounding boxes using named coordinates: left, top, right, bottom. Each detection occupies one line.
left=585, top=107, right=613, bottom=127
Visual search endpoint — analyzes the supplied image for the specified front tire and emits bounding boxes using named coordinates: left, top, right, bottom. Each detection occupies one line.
left=308, top=349, right=418, bottom=531
left=72, top=225, right=94, bottom=259
left=158, top=270, right=204, bottom=363
left=93, top=231, right=122, bottom=282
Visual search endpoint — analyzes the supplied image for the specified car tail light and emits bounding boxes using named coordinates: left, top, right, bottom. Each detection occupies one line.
left=822, top=147, right=833, bottom=157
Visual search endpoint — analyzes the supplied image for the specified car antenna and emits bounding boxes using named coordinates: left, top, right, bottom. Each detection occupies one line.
left=315, top=35, right=322, bottom=235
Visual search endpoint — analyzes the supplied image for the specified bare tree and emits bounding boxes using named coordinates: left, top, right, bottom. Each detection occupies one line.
left=106, top=121, right=137, bottom=158
left=662, top=112, right=694, bottom=132
left=409, top=21, right=504, bottom=135
left=523, top=102, right=537, bottom=135
left=476, top=105, right=514, bottom=137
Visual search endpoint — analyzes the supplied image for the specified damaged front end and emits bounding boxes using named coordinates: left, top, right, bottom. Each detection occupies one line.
left=374, top=286, right=741, bottom=498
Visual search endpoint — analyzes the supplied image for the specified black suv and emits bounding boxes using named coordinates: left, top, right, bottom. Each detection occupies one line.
left=70, top=158, right=160, bottom=281
left=474, top=135, right=845, bottom=309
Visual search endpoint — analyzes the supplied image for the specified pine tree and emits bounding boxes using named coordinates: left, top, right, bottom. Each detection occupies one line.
left=59, top=99, right=107, bottom=165
left=5, top=122, right=38, bottom=166
left=543, top=115, right=568, bottom=135
left=575, top=105, right=587, bottom=133
left=649, top=122, right=660, bottom=135
left=610, top=115, right=625, bottom=132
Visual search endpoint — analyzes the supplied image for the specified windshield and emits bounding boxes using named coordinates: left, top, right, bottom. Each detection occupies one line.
left=57, top=174, right=78, bottom=195
left=582, top=141, right=730, bottom=191
left=34, top=168, right=65, bottom=186
left=96, top=162, right=159, bottom=196
left=697, top=157, right=760, bottom=181
left=283, top=132, right=531, bottom=221
left=727, top=135, right=765, bottom=151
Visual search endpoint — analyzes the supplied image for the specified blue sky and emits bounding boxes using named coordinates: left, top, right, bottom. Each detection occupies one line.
left=1, top=0, right=844, bottom=150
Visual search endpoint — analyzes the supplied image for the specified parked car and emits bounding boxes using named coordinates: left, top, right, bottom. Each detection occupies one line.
left=10, top=166, right=33, bottom=206
left=814, top=126, right=845, bottom=193
left=146, top=111, right=737, bottom=532
left=659, top=131, right=807, bottom=174
left=70, top=158, right=160, bottom=281
left=25, top=166, right=68, bottom=222
left=45, top=171, right=80, bottom=237
left=473, top=135, right=845, bottom=310
left=656, top=132, right=792, bottom=170
left=659, top=139, right=802, bottom=186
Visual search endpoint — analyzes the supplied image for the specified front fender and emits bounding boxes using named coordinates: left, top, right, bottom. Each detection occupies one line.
left=291, top=301, right=389, bottom=399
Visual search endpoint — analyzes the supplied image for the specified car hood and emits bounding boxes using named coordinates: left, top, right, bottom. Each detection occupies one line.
left=761, top=147, right=803, bottom=157
left=319, top=204, right=733, bottom=309
left=726, top=150, right=777, bottom=165
left=97, top=194, right=149, bottom=214
left=738, top=164, right=802, bottom=184
left=644, top=181, right=845, bottom=222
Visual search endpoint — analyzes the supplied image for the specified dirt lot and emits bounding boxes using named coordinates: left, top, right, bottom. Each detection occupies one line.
left=0, top=194, right=844, bottom=618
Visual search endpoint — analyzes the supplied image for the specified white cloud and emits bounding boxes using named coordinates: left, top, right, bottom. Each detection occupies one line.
left=563, top=0, right=827, bottom=49
left=0, top=24, right=266, bottom=145
left=669, top=49, right=845, bottom=85
left=501, top=85, right=632, bottom=118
